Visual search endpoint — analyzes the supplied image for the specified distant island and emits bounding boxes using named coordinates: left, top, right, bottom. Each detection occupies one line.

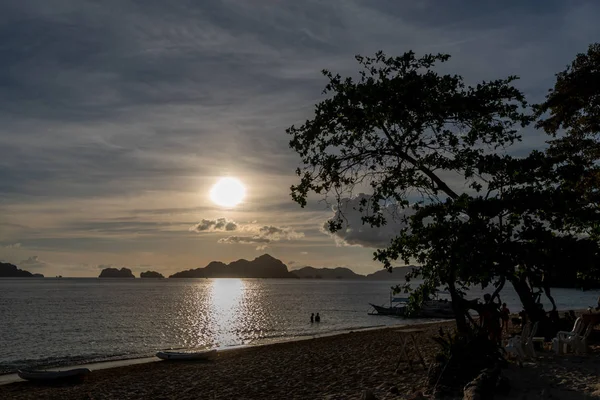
left=169, top=254, right=296, bottom=278
left=140, top=271, right=164, bottom=278
left=0, top=262, right=42, bottom=277
left=291, top=266, right=413, bottom=280
left=291, top=266, right=364, bottom=280
left=99, top=267, right=135, bottom=278
left=167, top=254, right=413, bottom=280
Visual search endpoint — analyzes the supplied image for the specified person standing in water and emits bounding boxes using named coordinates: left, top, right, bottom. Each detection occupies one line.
left=315, top=313, right=321, bottom=322
left=310, top=313, right=314, bottom=323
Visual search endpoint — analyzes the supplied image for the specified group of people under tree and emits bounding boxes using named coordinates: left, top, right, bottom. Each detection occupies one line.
left=478, top=294, right=511, bottom=343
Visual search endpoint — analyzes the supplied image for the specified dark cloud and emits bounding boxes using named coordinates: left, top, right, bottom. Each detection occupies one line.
left=217, top=223, right=305, bottom=250
left=324, top=194, right=413, bottom=248
left=190, top=218, right=238, bottom=232
left=1, top=243, right=21, bottom=249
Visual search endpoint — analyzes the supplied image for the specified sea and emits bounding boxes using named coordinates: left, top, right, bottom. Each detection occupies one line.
left=1, top=278, right=599, bottom=374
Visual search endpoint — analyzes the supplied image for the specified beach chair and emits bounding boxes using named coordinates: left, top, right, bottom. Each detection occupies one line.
left=505, top=322, right=530, bottom=363
left=552, top=317, right=583, bottom=354
left=573, top=322, right=594, bottom=354
left=523, top=321, right=539, bottom=358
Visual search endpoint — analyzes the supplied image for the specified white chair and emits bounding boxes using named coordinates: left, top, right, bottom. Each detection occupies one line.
left=552, top=317, right=583, bottom=354
left=574, top=322, right=594, bottom=354
left=523, top=321, right=539, bottom=358
left=506, top=322, right=530, bottom=363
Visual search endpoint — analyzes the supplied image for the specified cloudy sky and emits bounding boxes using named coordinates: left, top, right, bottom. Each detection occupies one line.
left=1, top=0, right=599, bottom=277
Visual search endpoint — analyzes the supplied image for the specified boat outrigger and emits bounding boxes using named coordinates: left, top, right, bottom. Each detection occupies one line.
left=368, top=294, right=409, bottom=316
left=369, top=292, right=454, bottom=319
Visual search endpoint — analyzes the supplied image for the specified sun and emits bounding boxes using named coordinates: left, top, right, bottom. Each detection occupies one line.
left=210, top=177, right=246, bottom=208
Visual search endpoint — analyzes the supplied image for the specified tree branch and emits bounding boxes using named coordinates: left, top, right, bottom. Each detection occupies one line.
left=379, top=125, right=460, bottom=200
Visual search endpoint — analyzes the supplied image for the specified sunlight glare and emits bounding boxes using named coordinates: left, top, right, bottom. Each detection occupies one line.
left=209, top=177, right=246, bottom=208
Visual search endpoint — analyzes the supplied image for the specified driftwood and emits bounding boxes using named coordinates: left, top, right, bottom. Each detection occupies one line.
left=463, top=366, right=504, bottom=400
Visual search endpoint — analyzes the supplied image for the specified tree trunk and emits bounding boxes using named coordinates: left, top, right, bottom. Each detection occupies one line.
left=448, top=280, right=469, bottom=334
left=510, top=277, right=546, bottom=322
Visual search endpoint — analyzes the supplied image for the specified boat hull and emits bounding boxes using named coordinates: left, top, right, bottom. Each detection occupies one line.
left=18, top=368, right=91, bottom=382
left=156, top=349, right=217, bottom=361
left=369, top=300, right=454, bottom=319
left=369, top=303, right=405, bottom=316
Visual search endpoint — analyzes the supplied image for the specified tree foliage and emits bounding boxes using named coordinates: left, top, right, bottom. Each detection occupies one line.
left=287, top=49, right=600, bottom=333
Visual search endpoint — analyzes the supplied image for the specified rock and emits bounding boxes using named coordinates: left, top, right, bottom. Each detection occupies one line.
left=463, top=367, right=502, bottom=400
left=99, top=267, right=135, bottom=278
left=140, top=271, right=164, bottom=278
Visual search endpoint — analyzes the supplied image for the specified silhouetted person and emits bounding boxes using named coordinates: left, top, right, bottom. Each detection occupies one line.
left=480, top=294, right=501, bottom=342
left=569, top=310, right=577, bottom=321
left=310, top=313, right=314, bottom=323
left=596, top=296, right=600, bottom=311
left=518, top=309, right=528, bottom=325
left=500, top=303, right=510, bottom=333
left=315, top=313, right=321, bottom=323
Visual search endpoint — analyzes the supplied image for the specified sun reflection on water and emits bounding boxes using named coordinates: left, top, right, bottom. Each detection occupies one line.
left=208, top=278, right=246, bottom=347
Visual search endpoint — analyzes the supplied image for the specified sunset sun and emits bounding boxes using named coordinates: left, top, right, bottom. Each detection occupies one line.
left=210, top=177, right=246, bottom=208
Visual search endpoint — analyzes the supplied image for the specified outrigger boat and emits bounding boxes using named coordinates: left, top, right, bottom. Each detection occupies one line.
left=368, top=294, right=409, bottom=316
left=369, top=292, right=454, bottom=319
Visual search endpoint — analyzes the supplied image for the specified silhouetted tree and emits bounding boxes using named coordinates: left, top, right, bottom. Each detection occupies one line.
left=287, top=50, right=600, bottom=333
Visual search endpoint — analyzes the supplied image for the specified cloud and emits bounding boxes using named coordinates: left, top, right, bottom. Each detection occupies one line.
left=18, top=256, right=48, bottom=269
left=258, top=225, right=304, bottom=240
left=190, top=218, right=238, bottom=232
left=216, top=222, right=305, bottom=250
left=324, top=194, right=413, bottom=248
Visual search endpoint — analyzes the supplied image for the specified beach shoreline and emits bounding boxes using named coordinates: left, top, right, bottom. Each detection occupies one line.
left=2, top=315, right=599, bottom=399
left=0, top=319, right=449, bottom=386
left=0, top=321, right=457, bottom=399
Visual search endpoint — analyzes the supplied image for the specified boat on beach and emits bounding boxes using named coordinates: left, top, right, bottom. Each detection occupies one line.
left=17, top=368, right=91, bottom=382
left=156, top=349, right=217, bottom=361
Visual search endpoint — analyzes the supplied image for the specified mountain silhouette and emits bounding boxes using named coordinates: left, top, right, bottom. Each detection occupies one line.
left=169, top=254, right=296, bottom=278
left=0, top=262, right=35, bottom=277
left=291, top=266, right=365, bottom=280
left=99, top=267, right=135, bottom=278
left=140, top=270, right=164, bottom=278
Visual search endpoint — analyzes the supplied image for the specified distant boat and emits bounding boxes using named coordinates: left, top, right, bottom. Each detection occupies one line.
left=18, top=368, right=91, bottom=382
left=156, top=349, right=217, bottom=361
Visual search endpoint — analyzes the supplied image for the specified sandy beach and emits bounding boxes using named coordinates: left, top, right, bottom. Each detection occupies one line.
left=1, top=320, right=600, bottom=400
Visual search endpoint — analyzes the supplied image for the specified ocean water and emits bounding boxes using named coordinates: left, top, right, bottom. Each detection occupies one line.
left=1, top=278, right=599, bottom=374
